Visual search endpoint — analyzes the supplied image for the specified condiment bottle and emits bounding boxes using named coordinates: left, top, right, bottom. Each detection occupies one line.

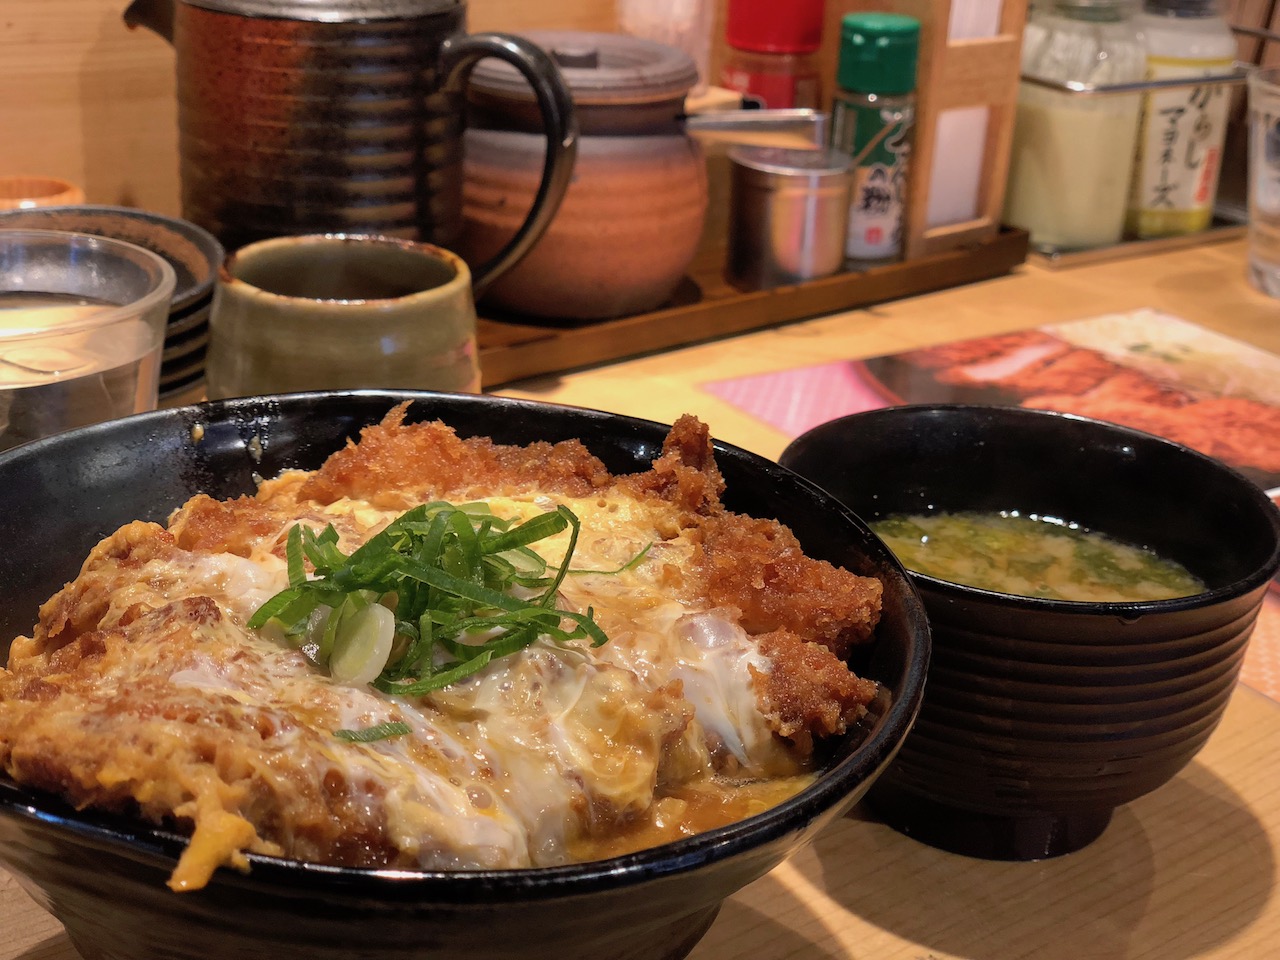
left=1124, top=0, right=1236, bottom=238
left=1003, top=0, right=1146, bottom=251
left=720, top=0, right=825, bottom=110
left=829, top=12, right=921, bottom=262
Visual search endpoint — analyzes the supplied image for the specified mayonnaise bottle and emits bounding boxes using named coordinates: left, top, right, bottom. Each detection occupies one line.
left=1124, top=0, right=1236, bottom=238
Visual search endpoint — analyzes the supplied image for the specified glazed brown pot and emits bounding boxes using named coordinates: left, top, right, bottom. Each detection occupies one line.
left=123, top=0, right=577, bottom=296
left=461, top=32, right=708, bottom=322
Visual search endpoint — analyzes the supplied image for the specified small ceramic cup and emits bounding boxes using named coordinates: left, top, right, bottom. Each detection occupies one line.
left=0, top=176, right=85, bottom=211
left=205, top=235, right=481, bottom=400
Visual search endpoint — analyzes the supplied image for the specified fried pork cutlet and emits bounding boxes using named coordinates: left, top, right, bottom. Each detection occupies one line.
left=898, top=330, right=1065, bottom=371
left=1026, top=388, right=1280, bottom=474
left=0, top=408, right=882, bottom=892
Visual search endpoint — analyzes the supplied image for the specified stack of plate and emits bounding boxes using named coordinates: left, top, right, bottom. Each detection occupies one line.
left=0, top=205, right=224, bottom=401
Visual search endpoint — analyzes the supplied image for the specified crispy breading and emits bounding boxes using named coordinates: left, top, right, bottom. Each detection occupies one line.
left=751, top=630, right=879, bottom=755
left=168, top=494, right=289, bottom=558
left=619, top=413, right=726, bottom=516
left=0, top=408, right=883, bottom=891
left=11, top=521, right=177, bottom=664
left=287, top=405, right=614, bottom=508
left=687, top=513, right=882, bottom=660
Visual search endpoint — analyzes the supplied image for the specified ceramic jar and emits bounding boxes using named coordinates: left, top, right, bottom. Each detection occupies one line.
left=461, top=32, right=707, bottom=321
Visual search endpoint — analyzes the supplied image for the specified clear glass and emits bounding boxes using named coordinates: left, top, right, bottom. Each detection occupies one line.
left=0, top=229, right=174, bottom=450
left=1247, top=66, right=1280, bottom=298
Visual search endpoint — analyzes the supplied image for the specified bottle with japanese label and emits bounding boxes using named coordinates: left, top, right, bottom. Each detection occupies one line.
left=1124, top=0, right=1236, bottom=238
left=829, top=12, right=920, bottom=262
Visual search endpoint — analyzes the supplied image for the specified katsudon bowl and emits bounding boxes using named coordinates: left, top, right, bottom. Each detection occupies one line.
left=0, top=391, right=929, bottom=960
left=780, top=403, right=1280, bottom=861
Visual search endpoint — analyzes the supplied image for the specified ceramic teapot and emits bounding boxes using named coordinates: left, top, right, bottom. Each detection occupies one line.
left=124, top=0, right=577, bottom=295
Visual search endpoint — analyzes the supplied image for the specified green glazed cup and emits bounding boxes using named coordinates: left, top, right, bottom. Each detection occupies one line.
left=206, top=234, right=481, bottom=399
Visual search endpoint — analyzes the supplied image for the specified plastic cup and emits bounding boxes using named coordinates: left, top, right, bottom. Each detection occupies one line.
left=0, top=229, right=176, bottom=450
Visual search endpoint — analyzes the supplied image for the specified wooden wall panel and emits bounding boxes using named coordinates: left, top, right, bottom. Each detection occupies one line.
left=0, top=0, right=619, bottom=218
left=1227, top=0, right=1277, bottom=65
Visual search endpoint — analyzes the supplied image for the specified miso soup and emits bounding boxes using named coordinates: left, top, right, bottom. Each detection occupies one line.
left=870, top=511, right=1204, bottom=602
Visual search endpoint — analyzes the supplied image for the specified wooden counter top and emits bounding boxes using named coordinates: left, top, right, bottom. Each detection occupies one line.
left=499, top=237, right=1280, bottom=463
left=3, top=237, right=1278, bottom=960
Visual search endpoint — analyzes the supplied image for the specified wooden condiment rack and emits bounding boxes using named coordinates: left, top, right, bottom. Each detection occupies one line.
left=807, top=1, right=1030, bottom=261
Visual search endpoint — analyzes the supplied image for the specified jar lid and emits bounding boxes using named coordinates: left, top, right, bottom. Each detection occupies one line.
left=1054, top=0, right=1136, bottom=10
left=837, top=13, right=920, bottom=96
left=725, top=0, right=825, bottom=55
left=180, top=0, right=457, bottom=20
left=468, top=30, right=699, bottom=106
left=1142, top=0, right=1223, bottom=14
left=729, top=146, right=853, bottom=183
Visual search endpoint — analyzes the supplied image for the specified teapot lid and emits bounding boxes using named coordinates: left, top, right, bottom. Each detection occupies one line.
left=182, top=0, right=458, bottom=20
left=469, top=30, right=699, bottom=105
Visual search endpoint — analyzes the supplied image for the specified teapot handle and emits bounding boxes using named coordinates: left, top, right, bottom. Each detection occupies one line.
left=440, top=34, right=577, bottom=299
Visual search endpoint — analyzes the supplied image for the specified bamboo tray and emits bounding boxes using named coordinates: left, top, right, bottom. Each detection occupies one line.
left=477, top=226, right=1031, bottom=388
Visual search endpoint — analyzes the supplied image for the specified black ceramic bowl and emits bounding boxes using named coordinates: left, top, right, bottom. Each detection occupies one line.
left=780, top=403, right=1280, bottom=861
left=0, top=391, right=928, bottom=960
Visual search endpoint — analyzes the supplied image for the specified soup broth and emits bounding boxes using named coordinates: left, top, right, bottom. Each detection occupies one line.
left=870, top=511, right=1204, bottom=602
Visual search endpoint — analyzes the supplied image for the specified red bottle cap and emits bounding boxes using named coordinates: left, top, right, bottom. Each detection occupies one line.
left=726, top=0, right=825, bottom=54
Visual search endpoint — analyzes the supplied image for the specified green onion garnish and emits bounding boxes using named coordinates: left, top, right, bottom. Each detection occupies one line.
left=248, top=502, right=611, bottom=696
left=333, top=721, right=412, bottom=743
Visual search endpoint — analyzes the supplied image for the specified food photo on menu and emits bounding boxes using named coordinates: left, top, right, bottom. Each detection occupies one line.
left=705, top=309, right=1280, bottom=500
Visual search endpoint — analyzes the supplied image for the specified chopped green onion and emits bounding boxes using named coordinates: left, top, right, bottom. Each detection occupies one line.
left=333, top=721, right=412, bottom=743
left=566, top=542, right=653, bottom=576
left=330, top=602, right=397, bottom=686
left=250, top=501, right=610, bottom=694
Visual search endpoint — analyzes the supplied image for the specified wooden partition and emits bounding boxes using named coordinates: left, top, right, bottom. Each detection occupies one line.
left=817, top=1, right=1028, bottom=260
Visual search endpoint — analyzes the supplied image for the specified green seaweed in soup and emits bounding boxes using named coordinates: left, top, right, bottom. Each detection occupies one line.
left=870, top=511, right=1204, bottom=602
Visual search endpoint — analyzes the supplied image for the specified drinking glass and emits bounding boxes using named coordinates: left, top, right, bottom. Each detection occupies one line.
left=0, top=229, right=175, bottom=450
left=1247, top=66, right=1280, bottom=297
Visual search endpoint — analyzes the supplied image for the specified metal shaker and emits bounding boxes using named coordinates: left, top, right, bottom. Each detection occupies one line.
left=726, top=146, right=853, bottom=290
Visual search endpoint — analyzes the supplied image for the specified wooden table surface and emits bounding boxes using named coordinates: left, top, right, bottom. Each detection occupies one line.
left=4, top=237, right=1279, bottom=960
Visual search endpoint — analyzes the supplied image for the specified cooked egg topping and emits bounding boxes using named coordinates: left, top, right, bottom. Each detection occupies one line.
left=30, top=492, right=802, bottom=888
left=0, top=413, right=882, bottom=893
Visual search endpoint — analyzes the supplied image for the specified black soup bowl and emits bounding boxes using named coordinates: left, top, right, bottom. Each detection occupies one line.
left=0, top=391, right=929, bottom=960
left=780, top=403, right=1280, bottom=861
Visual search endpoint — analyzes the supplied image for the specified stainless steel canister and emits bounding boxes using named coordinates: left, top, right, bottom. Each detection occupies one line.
left=726, top=146, right=853, bottom=290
